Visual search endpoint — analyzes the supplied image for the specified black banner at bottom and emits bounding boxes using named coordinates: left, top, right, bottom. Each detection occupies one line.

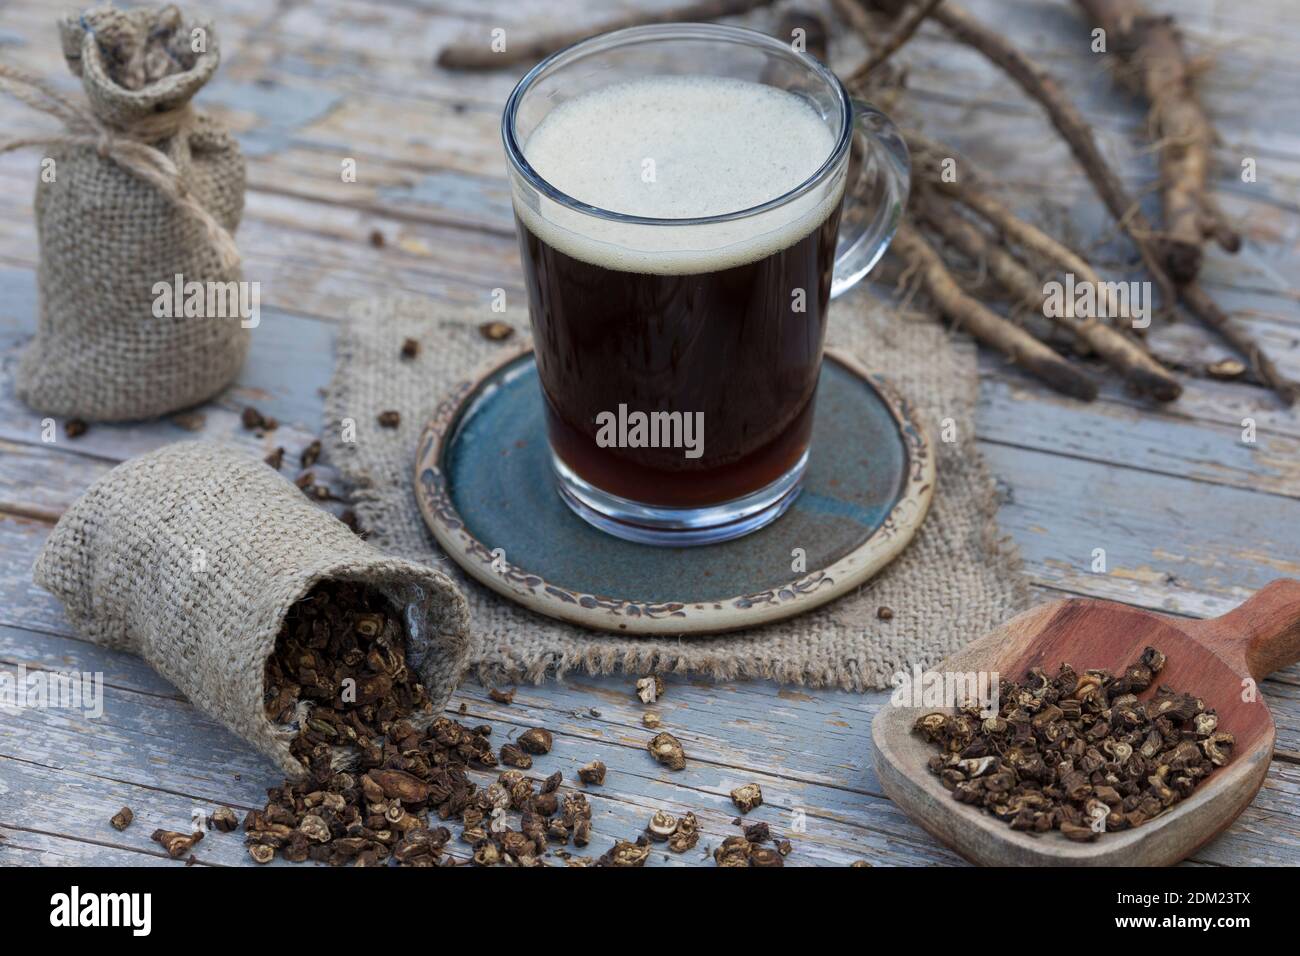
left=0, top=863, right=1275, bottom=940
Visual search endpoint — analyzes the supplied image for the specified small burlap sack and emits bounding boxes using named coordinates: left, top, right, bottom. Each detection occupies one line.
left=33, top=442, right=472, bottom=778
left=7, top=5, right=247, bottom=421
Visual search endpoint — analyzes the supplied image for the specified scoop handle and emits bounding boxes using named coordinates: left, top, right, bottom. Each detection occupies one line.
left=1189, top=579, right=1300, bottom=681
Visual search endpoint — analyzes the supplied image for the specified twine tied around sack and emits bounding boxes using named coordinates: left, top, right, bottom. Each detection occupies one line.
left=0, top=61, right=240, bottom=272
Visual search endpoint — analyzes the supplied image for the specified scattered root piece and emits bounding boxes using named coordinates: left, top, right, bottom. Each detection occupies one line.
left=210, top=806, right=239, bottom=832
left=376, top=410, right=401, bottom=428
left=248, top=844, right=274, bottom=864
left=714, top=834, right=752, bottom=866
left=500, top=743, right=532, bottom=769
left=1205, top=358, right=1246, bottom=381
left=667, top=812, right=700, bottom=852
left=478, top=321, right=515, bottom=341
left=517, top=727, right=553, bottom=754
left=578, top=760, right=606, bottom=786
left=264, top=447, right=284, bottom=470
left=648, top=732, right=686, bottom=771
left=646, top=810, right=678, bottom=841
left=152, top=828, right=202, bottom=859
left=750, top=846, right=785, bottom=866
left=65, top=418, right=88, bottom=439
left=489, top=687, right=515, bottom=705
left=731, top=783, right=764, bottom=813
left=241, top=406, right=277, bottom=431
left=636, top=675, right=664, bottom=704
left=1179, top=284, right=1299, bottom=405
left=110, top=806, right=134, bottom=831
left=600, top=838, right=652, bottom=867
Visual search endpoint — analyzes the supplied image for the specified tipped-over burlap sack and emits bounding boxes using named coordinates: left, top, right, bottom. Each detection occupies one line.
left=33, top=442, right=472, bottom=778
left=12, top=5, right=248, bottom=421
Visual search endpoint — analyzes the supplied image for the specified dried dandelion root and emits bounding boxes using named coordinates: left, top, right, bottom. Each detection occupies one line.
left=873, top=0, right=1177, bottom=308
left=892, top=223, right=1099, bottom=400
left=844, top=0, right=946, bottom=85
left=915, top=191, right=1181, bottom=400
left=1078, top=0, right=1241, bottom=282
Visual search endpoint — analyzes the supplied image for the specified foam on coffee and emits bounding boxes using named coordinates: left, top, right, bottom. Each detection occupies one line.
left=517, top=75, right=844, bottom=275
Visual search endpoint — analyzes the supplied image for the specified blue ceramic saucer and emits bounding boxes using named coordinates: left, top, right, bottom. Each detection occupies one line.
left=414, top=347, right=933, bottom=635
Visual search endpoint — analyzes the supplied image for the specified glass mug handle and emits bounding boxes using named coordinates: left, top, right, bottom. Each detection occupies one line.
left=831, top=100, right=911, bottom=298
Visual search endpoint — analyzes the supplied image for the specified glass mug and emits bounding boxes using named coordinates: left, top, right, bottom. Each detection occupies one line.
left=502, top=23, right=909, bottom=545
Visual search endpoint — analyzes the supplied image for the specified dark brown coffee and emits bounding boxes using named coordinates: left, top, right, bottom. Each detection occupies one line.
left=517, top=210, right=841, bottom=507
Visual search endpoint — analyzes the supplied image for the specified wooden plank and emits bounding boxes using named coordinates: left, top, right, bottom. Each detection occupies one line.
left=976, top=376, right=1300, bottom=498
left=1, top=0, right=1298, bottom=869
left=0, top=826, right=185, bottom=867
left=985, top=441, right=1300, bottom=614
left=2, top=620, right=1297, bottom=865
left=0, top=656, right=966, bottom=866
left=3, top=596, right=1299, bottom=781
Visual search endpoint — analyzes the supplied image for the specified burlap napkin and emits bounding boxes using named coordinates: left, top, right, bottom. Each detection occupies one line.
left=325, top=289, right=1028, bottom=690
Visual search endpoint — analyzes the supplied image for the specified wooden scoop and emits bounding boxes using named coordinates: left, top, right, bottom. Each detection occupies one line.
left=871, top=579, right=1300, bottom=866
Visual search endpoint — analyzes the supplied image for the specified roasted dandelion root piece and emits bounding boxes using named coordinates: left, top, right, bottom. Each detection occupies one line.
left=648, top=732, right=687, bottom=771
left=248, top=580, right=589, bottom=866
left=730, top=783, right=764, bottom=814
left=636, top=675, right=665, bottom=704
left=517, top=728, right=553, bottom=754
left=152, top=828, right=202, bottom=859
left=110, top=807, right=134, bottom=831
left=667, top=812, right=700, bottom=853
left=209, top=806, right=238, bottom=832
left=912, top=647, right=1231, bottom=839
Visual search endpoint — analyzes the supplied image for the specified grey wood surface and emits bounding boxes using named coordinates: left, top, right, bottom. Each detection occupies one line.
left=0, top=0, right=1297, bottom=866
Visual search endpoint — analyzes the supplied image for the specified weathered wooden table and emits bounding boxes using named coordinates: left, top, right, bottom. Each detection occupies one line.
left=1, top=0, right=1297, bottom=866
